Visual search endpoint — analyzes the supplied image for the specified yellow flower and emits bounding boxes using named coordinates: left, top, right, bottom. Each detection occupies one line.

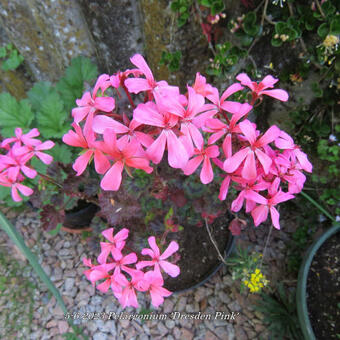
left=323, top=35, right=339, bottom=48
left=243, top=268, right=269, bottom=293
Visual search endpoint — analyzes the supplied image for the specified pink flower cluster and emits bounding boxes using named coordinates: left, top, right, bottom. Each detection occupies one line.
left=83, top=228, right=179, bottom=308
left=64, top=54, right=312, bottom=230
left=0, top=128, right=54, bottom=201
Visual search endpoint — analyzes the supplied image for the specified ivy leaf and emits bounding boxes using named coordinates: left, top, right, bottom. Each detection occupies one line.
left=0, top=47, right=6, bottom=58
left=56, top=56, right=98, bottom=111
left=0, top=93, right=33, bottom=137
left=36, top=92, right=69, bottom=138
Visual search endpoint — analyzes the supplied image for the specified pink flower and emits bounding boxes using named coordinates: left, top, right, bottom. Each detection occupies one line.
left=1, top=128, right=41, bottom=149
left=99, top=130, right=153, bottom=191
left=236, top=73, right=289, bottom=102
left=133, top=99, right=188, bottom=169
left=97, top=228, right=129, bottom=264
left=224, top=120, right=281, bottom=180
left=275, top=131, right=312, bottom=172
left=183, top=145, right=220, bottom=184
left=250, top=178, right=294, bottom=229
left=144, top=270, right=172, bottom=308
left=192, top=72, right=214, bottom=97
left=136, top=236, right=180, bottom=278
left=72, top=74, right=115, bottom=124
left=62, top=117, right=110, bottom=176
left=124, top=54, right=172, bottom=95
left=0, top=173, right=33, bottom=202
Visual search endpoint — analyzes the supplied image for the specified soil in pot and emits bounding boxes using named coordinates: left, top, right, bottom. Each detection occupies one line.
left=306, top=231, right=340, bottom=339
left=163, top=214, right=232, bottom=292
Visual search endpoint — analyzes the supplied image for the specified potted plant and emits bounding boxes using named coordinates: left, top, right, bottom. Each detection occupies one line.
left=0, top=54, right=313, bottom=308
left=297, top=223, right=340, bottom=340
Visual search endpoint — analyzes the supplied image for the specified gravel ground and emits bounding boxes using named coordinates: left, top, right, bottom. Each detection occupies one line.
left=0, top=206, right=299, bottom=340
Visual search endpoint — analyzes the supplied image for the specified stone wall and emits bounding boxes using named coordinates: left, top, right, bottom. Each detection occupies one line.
left=0, top=0, right=212, bottom=98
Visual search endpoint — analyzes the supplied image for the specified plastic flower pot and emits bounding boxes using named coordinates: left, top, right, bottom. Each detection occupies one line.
left=61, top=200, right=99, bottom=234
left=297, top=223, right=340, bottom=340
left=172, top=231, right=235, bottom=294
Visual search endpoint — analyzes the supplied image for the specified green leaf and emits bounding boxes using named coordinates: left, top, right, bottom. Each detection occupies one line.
left=0, top=211, right=67, bottom=313
left=0, top=93, right=33, bottom=137
left=330, top=16, right=340, bottom=35
left=47, top=143, right=72, bottom=164
left=0, top=47, right=6, bottom=58
left=275, top=22, right=287, bottom=35
left=48, top=223, right=62, bottom=236
left=27, top=81, right=56, bottom=112
left=311, top=82, right=323, bottom=97
left=321, top=1, right=336, bottom=17
left=271, top=37, right=283, bottom=47
left=1, top=49, right=24, bottom=71
left=211, top=0, right=224, bottom=15
left=317, top=23, right=329, bottom=39
left=56, top=56, right=98, bottom=111
left=199, top=0, right=211, bottom=7
left=36, top=92, right=69, bottom=138
left=240, top=34, right=253, bottom=46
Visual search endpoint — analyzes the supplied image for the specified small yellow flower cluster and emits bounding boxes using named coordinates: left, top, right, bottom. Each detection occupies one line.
left=274, top=33, right=289, bottom=42
left=243, top=268, right=269, bottom=293
left=323, top=35, right=339, bottom=48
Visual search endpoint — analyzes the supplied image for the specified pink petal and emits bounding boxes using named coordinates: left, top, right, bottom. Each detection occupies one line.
left=251, top=205, right=269, bottom=226
left=260, top=89, right=289, bottom=102
left=147, top=131, right=167, bottom=164
left=148, top=236, right=160, bottom=257
left=102, top=228, right=115, bottom=242
left=261, top=75, right=278, bottom=88
left=270, top=206, right=280, bottom=229
left=159, top=261, right=180, bottom=277
left=255, top=149, right=272, bottom=174
left=133, top=102, right=165, bottom=128
left=11, top=186, right=22, bottom=202
left=21, top=165, right=37, bottom=179
left=125, top=78, right=151, bottom=94
left=218, top=176, right=231, bottom=201
left=239, top=120, right=257, bottom=145
left=35, top=151, right=53, bottom=165
left=130, top=54, right=154, bottom=81
left=160, top=241, right=179, bottom=260
left=73, top=150, right=93, bottom=176
left=183, top=155, right=203, bottom=176
left=16, top=183, right=33, bottom=197
left=241, top=150, right=257, bottom=180
left=257, top=125, right=281, bottom=147
left=94, top=97, right=115, bottom=112
left=231, top=191, right=245, bottom=212
left=35, top=141, right=55, bottom=151
left=93, top=150, right=110, bottom=174
left=200, top=156, right=213, bottom=184
left=220, top=83, right=244, bottom=102
left=236, top=73, right=255, bottom=90
left=121, top=253, right=137, bottom=265
left=223, top=148, right=249, bottom=173
left=93, top=115, right=129, bottom=134
left=166, top=130, right=188, bottom=169
left=100, top=161, right=124, bottom=191
left=244, top=190, right=267, bottom=205
left=295, top=149, right=313, bottom=173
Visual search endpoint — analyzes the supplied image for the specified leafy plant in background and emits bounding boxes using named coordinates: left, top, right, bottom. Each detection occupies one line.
left=0, top=56, right=98, bottom=212
left=0, top=43, right=24, bottom=71
left=254, top=283, right=303, bottom=340
left=159, top=50, right=182, bottom=72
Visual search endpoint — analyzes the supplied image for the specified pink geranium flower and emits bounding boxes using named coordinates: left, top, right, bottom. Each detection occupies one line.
left=99, top=129, right=153, bottom=191
left=72, top=74, right=115, bottom=124
left=224, top=120, right=281, bottom=180
left=1, top=128, right=41, bottom=149
left=133, top=98, right=189, bottom=169
left=250, top=178, right=294, bottom=229
left=97, top=228, right=129, bottom=264
left=236, top=73, right=289, bottom=102
left=0, top=173, right=33, bottom=202
left=144, top=270, right=172, bottom=308
left=183, top=145, right=220, bottom=184
left=136, top=236, right=180, bottom=278
left=63, top=116, right=110, bottom=176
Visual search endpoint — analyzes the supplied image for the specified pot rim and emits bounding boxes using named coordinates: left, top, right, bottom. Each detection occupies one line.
left=296, top=223, right=340, bottom=340
left=172, top=232, right=235, bottom=294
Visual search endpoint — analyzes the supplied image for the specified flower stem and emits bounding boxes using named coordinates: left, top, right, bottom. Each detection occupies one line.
left=37, top=172, right=62, bottom=188
left=204, top=218, right=227, bottom=265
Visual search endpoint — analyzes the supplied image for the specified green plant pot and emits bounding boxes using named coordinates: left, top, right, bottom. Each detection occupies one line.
left=296, top=223, right=340, bottom=340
